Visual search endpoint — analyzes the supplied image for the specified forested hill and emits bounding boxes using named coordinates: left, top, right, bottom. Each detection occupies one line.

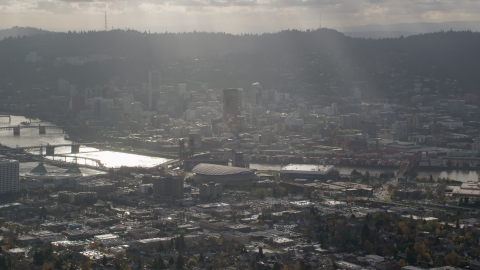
left=0, top=26, right=50, bottom=41
left=1, top=28, right=480, bottom=91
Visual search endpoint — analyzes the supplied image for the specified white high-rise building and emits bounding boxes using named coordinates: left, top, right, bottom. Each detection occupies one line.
left=0, top=159, right=19, bottom=194
left=252, top=82, right=263, bottom=106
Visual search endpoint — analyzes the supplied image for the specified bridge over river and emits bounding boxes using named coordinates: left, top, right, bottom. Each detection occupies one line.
left=0, top=124, right=77, bottom=135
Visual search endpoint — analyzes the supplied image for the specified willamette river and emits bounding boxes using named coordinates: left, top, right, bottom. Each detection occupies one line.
left=0, top=115, right=170, bottom=168
left=250, top=164, right=480, bottom=183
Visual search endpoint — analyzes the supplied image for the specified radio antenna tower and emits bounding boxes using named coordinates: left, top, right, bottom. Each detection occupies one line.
left=319, top=13, right=322, bottom=29
left=105, top=11, right=107, bottom=31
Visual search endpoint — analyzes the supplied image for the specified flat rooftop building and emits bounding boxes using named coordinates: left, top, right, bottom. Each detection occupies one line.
left=280, top=164, right=334, bottom=180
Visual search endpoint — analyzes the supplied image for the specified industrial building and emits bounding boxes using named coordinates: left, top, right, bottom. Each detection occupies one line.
left=58, top=191, right=97, bottom=204
left=279, top=164, right=335, bottom=180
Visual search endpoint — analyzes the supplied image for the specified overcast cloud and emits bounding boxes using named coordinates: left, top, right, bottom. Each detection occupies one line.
left=0, top=0, right=479, bottom=33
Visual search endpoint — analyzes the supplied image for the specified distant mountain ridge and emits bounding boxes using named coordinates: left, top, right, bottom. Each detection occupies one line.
left=0, top=28, right=480, bottom=93
left=339, top=21, right=480, bottom=38
left=0, top=26, right=50, bottom=40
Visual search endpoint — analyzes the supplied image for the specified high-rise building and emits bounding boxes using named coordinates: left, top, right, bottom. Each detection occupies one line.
left=252, top=82, right=262, bottom=106
left=120, top=93, right=134, bottom=115
left=93, top=98, right=114, bottom=119
left=148, top=71, right=161, bottom=110
left=178, top=83, right=187, bottom=96
left=447, top=100, right=465, bottom=113
left=249, top=106, right=267, bottom=126
left=152, top=176, right=184, bottom=199
left=223, top=88, right=239, bottom=132
left=0, top=159, right=20, bottom=194
left=58, top=79, right=70, bottom=94
left=70, top=95, right=86, bottom=112
left=110, top=107, right=124, bottom=127
left=237, top=88, right=244, bottom=110
left=341, top=113, right=360, bottom=129
left=406, top=114, right=419, bottom=132
left=131, top=102, right=144, bottom=123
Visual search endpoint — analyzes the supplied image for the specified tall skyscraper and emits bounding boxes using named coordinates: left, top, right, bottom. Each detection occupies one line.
left=0, top=159, right=19, bottom=194
left=223, top=88, right=239, bottom=133
left=252, top=82, right=262, bottom=106
left=237, top=88, right=244, bottom=110
left=148, top=71, right=161, bottom=110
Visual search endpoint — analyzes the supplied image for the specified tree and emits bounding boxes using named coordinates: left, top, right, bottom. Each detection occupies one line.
left=429, top=174, right=433, bottom=182
left=186, top=259, right=197, bottom=267
left=42, top=263, right=55, bottom=270
left=199, top=252, right=204, bottom=263
left=137, top=258, right=142, bottom=270
left=102, top=255, right=108, bottom=266
left=169, top=238, right=175, bottom=250
left=361, top=224, right=370, bottom=238
left=364, top=171, right=370, bottom=182
left=273, top=262, right=282, bottom=270
left=40, top=206, right=47, bottom=219
left=258, top=247, right=264, bottom=258
left=444, top=250, right=460, bottom=266
left=405, top=247, right=415, bottom=265
left=257, top=189, right=266, bottom=199
left=446, top=160, right=453, bottom=168
left=175, top=255, right=185, bottom=270
left=177, top=234, right=186, bottom=250
left=157, top=255, right=167, bottom=270
left=55, top=259, right=63, bottom=270
left=158, top=242, right=165, bottom=252
left=169, top=257, right=174, bottom=266
left=34, top=249, right=45, bottom=266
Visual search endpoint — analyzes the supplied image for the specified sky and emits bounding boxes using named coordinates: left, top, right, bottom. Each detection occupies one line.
left=1, top=0, right=480, bottom=33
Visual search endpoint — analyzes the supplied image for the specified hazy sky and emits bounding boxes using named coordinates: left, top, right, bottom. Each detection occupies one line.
left=1, top=0, right=480, bottom=33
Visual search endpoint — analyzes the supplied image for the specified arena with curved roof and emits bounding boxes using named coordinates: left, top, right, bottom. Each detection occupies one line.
left=191, top=163, right=256, bottom=184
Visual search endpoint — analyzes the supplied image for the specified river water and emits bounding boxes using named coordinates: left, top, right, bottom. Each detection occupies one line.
left=250, top=164, right=480, bottom=183
left=0, top=115, right=170, bottom=168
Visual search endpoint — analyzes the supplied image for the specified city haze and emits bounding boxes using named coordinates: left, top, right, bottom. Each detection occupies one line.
left=1, top=0, right=480, bottom=33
